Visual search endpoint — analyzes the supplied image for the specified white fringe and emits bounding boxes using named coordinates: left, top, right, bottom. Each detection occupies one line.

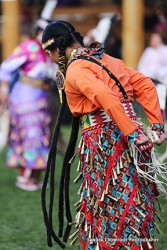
left=129, top=142, right=167, bottom=197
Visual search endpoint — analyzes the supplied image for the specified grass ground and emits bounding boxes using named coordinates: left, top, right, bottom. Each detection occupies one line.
left=0, top=125, right=167, bottom=250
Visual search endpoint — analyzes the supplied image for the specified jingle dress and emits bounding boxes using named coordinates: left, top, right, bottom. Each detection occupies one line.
left=0, top=39, right=57, bottom=177
left=64, top=44, right=165, bottom=250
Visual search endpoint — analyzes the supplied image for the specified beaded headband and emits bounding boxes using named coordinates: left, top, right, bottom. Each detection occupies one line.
left=42, top=38, right=55, bottom=50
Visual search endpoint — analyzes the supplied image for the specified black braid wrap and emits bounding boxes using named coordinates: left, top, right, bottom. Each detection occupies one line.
left=41, top=47, right=80, bottom=248
left=41, top=91, right=67, bottom=248
left=58, top=116, right=79, bottom=241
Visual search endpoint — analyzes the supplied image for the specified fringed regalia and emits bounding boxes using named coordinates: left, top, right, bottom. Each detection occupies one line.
left=70, top=101, right=165, bottom=250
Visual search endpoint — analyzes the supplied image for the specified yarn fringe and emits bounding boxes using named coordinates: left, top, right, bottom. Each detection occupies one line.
left=129, top=142, right=167, bottom=197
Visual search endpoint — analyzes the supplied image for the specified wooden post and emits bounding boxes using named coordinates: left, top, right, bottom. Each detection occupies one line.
left=122, top=0, right=144, bottom=69
left=1, top=0, right=20, bottom=60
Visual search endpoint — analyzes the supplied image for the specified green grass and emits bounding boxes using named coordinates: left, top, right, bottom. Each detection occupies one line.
left=0, top=125, right=167, bottom=250
left=0, top=125, right=79, bottom=250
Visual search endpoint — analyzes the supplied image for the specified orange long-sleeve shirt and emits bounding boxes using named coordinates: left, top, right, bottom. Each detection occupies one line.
left=65, top=53, right=163, bottom=136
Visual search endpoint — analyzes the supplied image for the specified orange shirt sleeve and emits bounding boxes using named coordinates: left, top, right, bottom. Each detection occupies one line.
left=66, top=62, right=138, bottom=136
left=121, top=62, right=164, bottom=125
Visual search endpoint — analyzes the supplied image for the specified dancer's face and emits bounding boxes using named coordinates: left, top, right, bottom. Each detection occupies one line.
left=47, top=49, right=59, bottom=64
left=149, top=33, right=163, bottom=48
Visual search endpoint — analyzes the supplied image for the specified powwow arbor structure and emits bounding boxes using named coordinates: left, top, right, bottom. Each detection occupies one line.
left=0, top=0, right=167, bottom=68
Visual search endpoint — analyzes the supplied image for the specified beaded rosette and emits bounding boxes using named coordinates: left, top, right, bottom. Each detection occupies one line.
left=55, top=70, right=65, bottom=103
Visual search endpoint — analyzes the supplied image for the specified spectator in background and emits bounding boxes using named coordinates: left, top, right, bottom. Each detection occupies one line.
left=84, top=14, right=122, bottom=59
left=137, top=32, right=167, bottom=82
left=137, top=32, right=167, bottom=122
left=0, top=18, right=62, bottom=191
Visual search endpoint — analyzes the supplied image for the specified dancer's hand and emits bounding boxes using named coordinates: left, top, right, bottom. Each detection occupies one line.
left=155, top=131, right=167, bottom=146
left=134, top=132, right=153, bottom=151
left=0, top=82, right=8, bottom=111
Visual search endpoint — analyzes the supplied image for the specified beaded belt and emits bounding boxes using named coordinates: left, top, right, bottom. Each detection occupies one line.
left=81, top=101, right=137, bottom=130
left=20, top=75, right=49, bottom=90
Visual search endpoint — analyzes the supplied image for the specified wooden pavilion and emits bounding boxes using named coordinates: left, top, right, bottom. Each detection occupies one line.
left=0, top=0, right=166, bottom=68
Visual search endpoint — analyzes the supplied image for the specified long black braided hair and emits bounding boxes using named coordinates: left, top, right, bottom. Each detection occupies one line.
left=41, top=21, right=84, bottom=248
